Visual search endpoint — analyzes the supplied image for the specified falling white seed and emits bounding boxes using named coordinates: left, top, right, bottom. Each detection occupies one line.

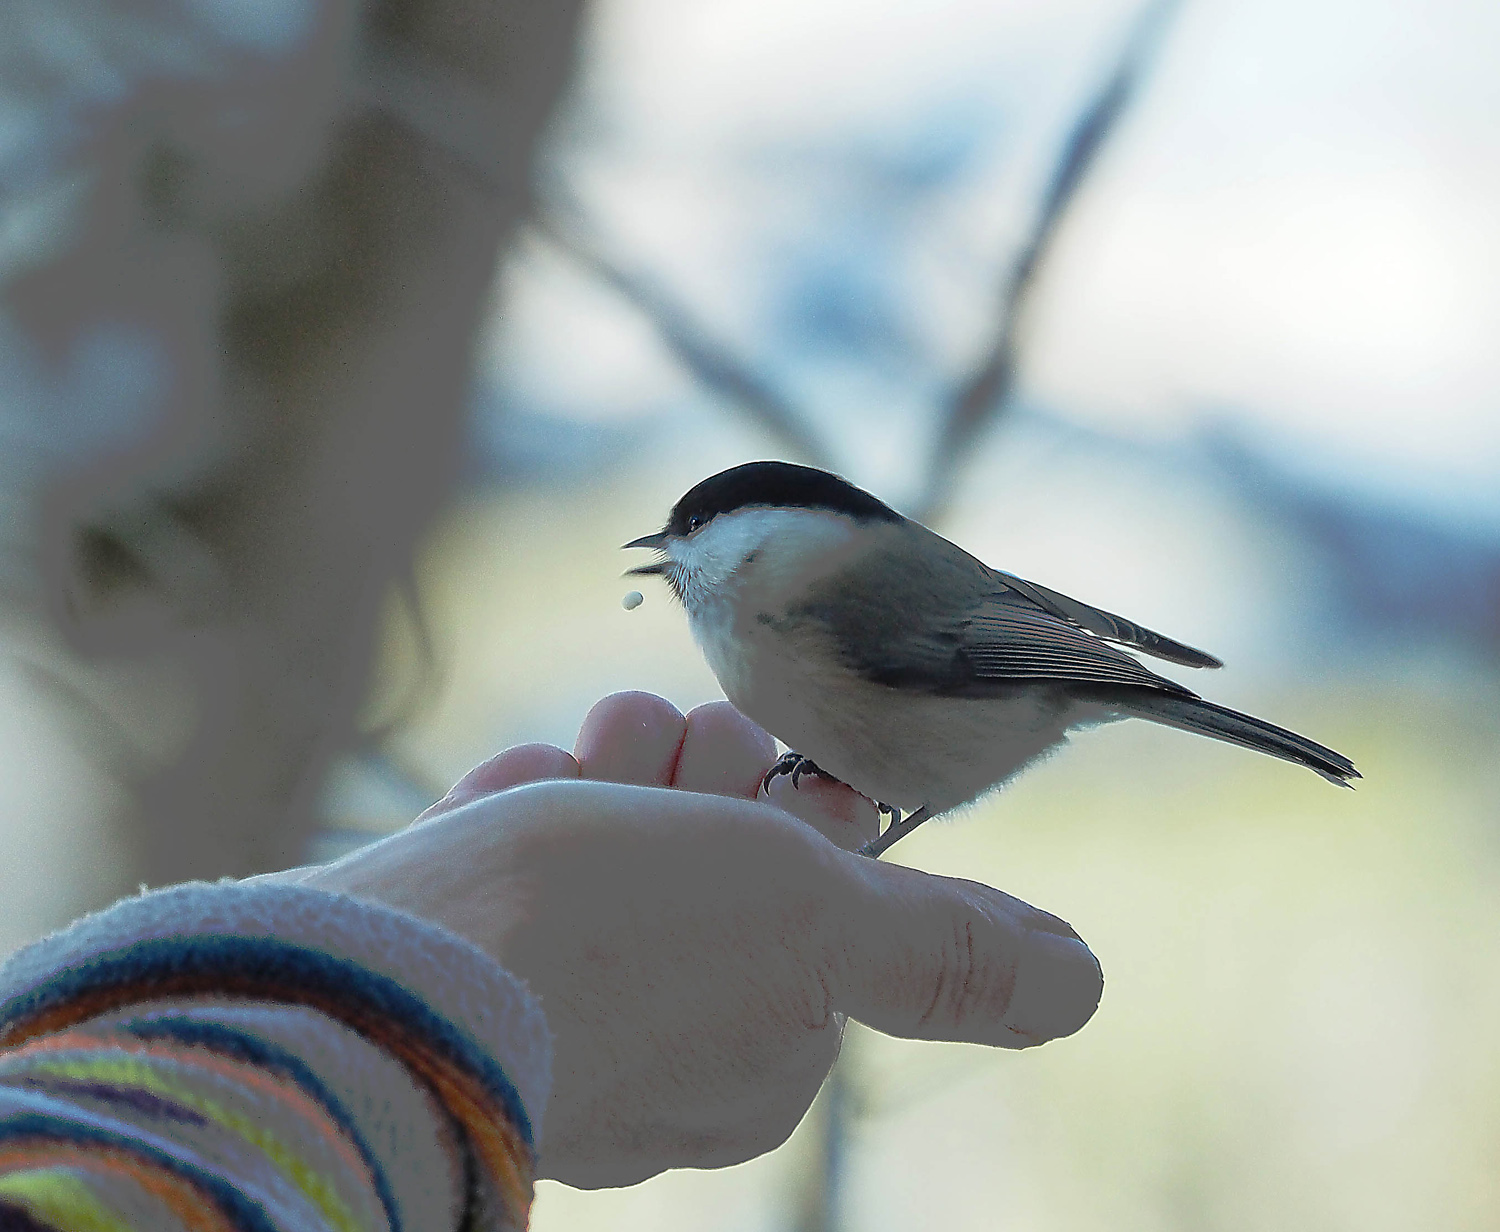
left=622, top=590, right=644, bottom=611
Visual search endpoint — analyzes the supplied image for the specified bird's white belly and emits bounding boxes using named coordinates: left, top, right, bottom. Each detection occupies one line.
left=694, top=603, right=1111, bottom=814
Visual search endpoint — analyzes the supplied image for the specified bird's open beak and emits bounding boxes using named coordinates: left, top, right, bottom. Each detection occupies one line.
left=622, top=532, right=667, bottom=551
left=622, top=531, right=669, bottom=576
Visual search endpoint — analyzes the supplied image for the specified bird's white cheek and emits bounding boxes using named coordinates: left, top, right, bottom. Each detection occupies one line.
left=673, top=544, right=742, bottom=594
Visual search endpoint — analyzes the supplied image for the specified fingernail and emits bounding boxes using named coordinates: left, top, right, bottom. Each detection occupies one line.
left=1021, top=906, right=1081, bottom=941
left=1002, top=932, right=1103, bottom=1044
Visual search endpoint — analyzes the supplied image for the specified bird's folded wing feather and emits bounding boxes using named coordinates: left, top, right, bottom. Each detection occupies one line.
left=950, top=600, right=1198, bottom=697
left=792, top=530, right=1212, bottom=696
left=813, top=591, right=1198, bottom=698
left=994, top=571, right=1223, bottom=669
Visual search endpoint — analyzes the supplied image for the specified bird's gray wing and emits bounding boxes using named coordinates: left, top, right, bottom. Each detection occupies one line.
left=792, top=571, right=1198, bottom=699
left=993, top=570, right=1223, bottom=669
left=953, top=599, right=1198, bottom=695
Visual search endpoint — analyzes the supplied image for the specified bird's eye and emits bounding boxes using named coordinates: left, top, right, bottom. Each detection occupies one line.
left=686, top=514, right=704, bottom=533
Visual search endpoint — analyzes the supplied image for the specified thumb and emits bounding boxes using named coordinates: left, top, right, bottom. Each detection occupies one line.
left=830, top=858, right=1104, bottom=1049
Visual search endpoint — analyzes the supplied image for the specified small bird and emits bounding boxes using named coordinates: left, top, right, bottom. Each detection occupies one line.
left=625, top=461, right=1358, bottom=857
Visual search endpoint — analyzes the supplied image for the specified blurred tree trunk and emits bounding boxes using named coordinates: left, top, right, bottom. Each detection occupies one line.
left=0, top=0, right=585, bottom=942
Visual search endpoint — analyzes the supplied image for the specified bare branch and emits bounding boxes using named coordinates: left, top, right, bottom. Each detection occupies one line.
left=532, top=195, right=834, bottom=469
left=917, top=0, right=1184, bottom=522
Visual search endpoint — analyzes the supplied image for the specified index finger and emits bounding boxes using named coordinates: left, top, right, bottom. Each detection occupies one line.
left=574, top=691, right=687, bottom=786
left=672, top=702, right=776, bottom=799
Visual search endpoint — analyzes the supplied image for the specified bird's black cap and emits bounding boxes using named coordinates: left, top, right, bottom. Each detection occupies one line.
left=665, top=461, right=903, bottom=537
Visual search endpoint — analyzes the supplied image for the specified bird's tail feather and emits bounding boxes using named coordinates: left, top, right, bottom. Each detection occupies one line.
left=1089, top=689, right=1360, bottom=786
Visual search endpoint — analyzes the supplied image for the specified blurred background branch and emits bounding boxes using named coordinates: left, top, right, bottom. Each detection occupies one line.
left=919, top=0, right=1183, bottom=521
left=524, top=0, right=1183, bottom=526
left=533, top=191, right=835, bottom=469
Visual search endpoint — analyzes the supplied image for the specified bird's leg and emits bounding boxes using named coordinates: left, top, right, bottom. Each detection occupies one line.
left=859, top=806, right=932, bottom=859
left=761, top=752, right=839, bottom=796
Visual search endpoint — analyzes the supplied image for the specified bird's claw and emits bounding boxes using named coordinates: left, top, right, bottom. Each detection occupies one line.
left=762, top=752, right=840, bottom=795
left=761, top=757, right=913, bottom=857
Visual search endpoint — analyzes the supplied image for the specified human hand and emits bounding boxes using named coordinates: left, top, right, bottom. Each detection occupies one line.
left=298, top=692, right=1103, bottom=1188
